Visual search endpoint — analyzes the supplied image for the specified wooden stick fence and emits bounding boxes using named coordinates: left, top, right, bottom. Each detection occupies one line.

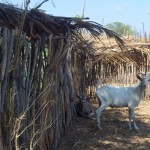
left=84, top=57, right=150, bottom=100
left=0, top=27, right=75, bottom=149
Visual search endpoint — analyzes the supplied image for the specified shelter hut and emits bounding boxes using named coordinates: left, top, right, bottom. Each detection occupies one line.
left=0, top=2, right=125, bottom=150
left=82, top=38, right=150, bottom=99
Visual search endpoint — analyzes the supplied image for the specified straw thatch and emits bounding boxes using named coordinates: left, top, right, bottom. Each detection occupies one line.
left=0, top=2, right=124, bottom=43
left=79, top=40, right=150, bottom=99
left=0, top=2, right=126, bottom=150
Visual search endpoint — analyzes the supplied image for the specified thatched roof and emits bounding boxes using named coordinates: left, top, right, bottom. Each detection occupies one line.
left=94, top=49, right=148, bottom=65
left=81, top=37, right=150, bottom=66
left=0, top=2, right=124, bottom=45
left=1, top=2, right=149, bottom=67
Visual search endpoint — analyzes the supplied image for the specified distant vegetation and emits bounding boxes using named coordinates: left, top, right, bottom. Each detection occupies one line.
left=106, top=22, right=134, bottom=36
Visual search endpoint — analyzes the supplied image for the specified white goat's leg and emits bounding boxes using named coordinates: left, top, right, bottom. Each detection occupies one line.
left=131, top=109, right=139, bottom=130
left=95, top=104, right=107, bottom=130
left=129, top=108, right=139, bottom=130
left=133, top=119, right=139, bottom=130
left=128, top=108, right=132, bottom=130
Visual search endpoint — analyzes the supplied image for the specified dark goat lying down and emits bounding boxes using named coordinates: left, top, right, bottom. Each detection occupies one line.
left=75, top=94, right=93, bottom=118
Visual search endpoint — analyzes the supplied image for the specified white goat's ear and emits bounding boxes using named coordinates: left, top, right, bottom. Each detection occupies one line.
left=136, top=74, right=142, bottom=81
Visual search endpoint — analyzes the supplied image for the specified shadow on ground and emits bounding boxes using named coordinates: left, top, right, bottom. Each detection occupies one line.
left=58, top=100, right=150, bottom=150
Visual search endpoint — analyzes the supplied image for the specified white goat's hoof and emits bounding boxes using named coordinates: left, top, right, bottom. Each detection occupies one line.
left=134, top=127, right=139, bottom=131
left=90, top=112, right=95, bottom=116
left=129, top=127, right=133, bottom=131
left=96, top=126, right=102, bottom=131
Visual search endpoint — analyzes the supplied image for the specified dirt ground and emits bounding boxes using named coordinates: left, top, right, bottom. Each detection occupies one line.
left=58, top=100, right=150, bottom=150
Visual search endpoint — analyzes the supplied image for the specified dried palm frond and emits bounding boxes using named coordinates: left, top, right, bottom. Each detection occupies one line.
left=0, top=2, right=124, bottom=47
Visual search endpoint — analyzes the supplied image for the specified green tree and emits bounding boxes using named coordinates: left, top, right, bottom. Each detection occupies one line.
left=106, top=22, right=133, bottom=36
left=75, top=14, right=82, bottom=18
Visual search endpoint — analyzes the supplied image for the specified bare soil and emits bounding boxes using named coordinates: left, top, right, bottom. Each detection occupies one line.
left=58, top=100, right=150, bottom=150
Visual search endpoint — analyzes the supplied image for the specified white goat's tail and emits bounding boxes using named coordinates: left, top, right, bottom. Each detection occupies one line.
left=96, top=80, right=104, bottom=90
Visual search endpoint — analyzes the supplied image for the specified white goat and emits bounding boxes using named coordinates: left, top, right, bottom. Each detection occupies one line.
left=95, top=73, right=150, bottom=130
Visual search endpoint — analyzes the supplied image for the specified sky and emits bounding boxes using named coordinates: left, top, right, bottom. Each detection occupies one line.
left=1, top=0, right=150, bottom=34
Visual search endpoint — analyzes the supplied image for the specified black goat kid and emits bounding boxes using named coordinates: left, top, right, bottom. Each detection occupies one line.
left=75, top=94, right=93, bottom=118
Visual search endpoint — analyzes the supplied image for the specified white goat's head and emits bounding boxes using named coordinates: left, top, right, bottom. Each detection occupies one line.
left=136, top=73, right=150, bottom=89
